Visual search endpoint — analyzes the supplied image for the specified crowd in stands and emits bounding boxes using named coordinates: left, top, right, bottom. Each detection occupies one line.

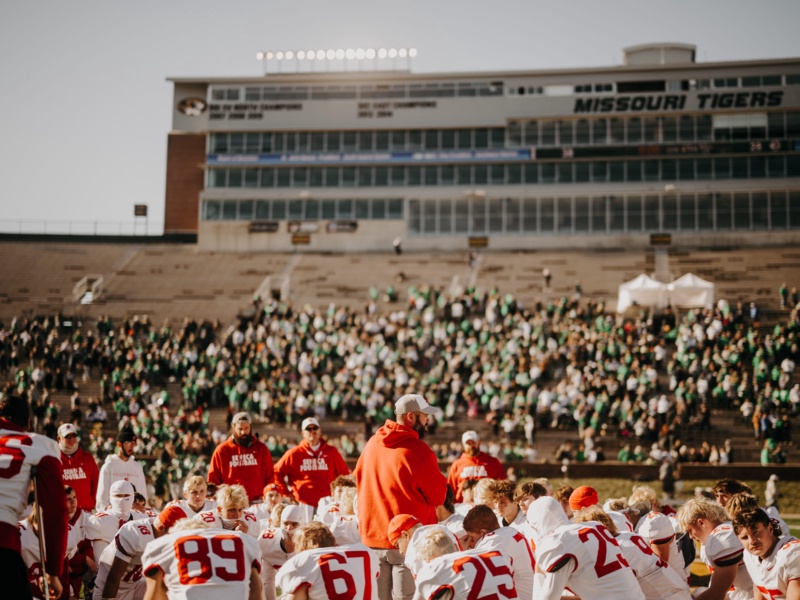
left=1, top=282, right=798, bottom=499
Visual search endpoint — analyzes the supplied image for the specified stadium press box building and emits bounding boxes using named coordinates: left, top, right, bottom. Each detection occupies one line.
left=165, top=43, right=800, bottom=252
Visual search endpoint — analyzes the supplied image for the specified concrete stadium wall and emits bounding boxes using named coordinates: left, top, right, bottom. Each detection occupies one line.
left=198, top=220, right=800, bottom=253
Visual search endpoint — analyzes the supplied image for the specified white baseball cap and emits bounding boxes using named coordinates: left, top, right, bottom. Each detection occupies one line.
left=58, top=423, right=78, bottom=438
left=301, top=417, right=320, bottom=431
left=394, top=394, right=437, bottom=415
left=462, top=431, right=479, bottom=445
left=231, top=412, right=251, bottom=424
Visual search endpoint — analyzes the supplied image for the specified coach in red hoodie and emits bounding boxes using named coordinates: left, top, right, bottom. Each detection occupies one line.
left=273, top=417, right=349, bottom=508
left=354, top=393, right=447, bottom=600
left=208, top=411, right=274, bottom=502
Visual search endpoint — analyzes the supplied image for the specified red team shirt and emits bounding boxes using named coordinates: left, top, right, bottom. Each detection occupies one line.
left=272, top=439, right=350, bottom=507
left=446, top=451, right=506, bottom=502
left=207, top=437, right=274, bottom=502
left=60, top=446, right=100, bottom=512
left=142, top=527, right=261, bottom=600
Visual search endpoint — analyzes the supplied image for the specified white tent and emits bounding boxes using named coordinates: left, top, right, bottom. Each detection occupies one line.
left=616, top=274, right=668, bottom=313
left=667, top=273, right=715, bottom=309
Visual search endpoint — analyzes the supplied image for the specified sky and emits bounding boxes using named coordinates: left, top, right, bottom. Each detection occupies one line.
left=1, top=0, right=799, bottom=233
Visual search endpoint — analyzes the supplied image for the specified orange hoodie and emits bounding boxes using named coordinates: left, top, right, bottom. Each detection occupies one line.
left=354, top=419, right=447, bottom=549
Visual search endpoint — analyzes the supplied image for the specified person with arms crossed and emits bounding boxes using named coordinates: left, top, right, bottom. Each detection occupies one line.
left=446, top=430, right=505, bottom=503
left=0, top=395, right=68, bottom=600
left=733, top=508, right=800, bottom=600
left=276, top=521, right=380, bottom=600
left=141, top=518, right=262, bottom=600
left=354, top=393, right=448, bottom=600
left=58, top=422, right=100, bottom=512
left=527, top=496, right=645, bottom=600
left=412, top=526, right=517, bottom=600
left=208, top=412, right=274, bottom=503
left=676, top=497, right=753, bottom=600
left=273, top=417, right=350, bottom=511
left=96, top=427, right=147, bottom=510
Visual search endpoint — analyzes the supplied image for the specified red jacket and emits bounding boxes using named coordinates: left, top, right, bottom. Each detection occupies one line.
left=61, top=447, right=100, bottom=512
left=446, top=451, right=506, bottom=502
left=273, top=439, right=349, bottom=507
left=207, top=436, right=274, bottom=502
left=353, top=419, right=447, bottom=549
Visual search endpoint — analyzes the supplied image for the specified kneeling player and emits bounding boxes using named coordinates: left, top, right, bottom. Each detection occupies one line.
left=733, top=508, right=800, bottom=600
left=528, top=496, right=645, bottom=600
left=276, top=521, right=379, bottom=600
left=676, top=497, right=752, bottom=600
left=412, top=526, right=517, bottom=600
left=141, top=518, right=261, bottom=600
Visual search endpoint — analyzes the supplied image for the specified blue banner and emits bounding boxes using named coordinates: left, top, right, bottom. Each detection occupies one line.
left=207, top=149, right=532, bottom=166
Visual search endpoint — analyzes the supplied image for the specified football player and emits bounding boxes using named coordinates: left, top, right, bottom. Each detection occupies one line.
left=733, top=508, right=800, bottom=600
left=141, top=518, right=261, bottom=600
left=527, top=496, right=645, bottom=600
left=676, top=497, right=753, bottom=600
left=276, top=521, right=379, bottom=600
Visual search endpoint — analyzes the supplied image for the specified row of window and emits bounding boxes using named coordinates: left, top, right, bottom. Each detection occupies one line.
left=208, top=74, right=800, bottom=103
left=509, top=112, right=800, bottom=147
left=210, top=80, right=505, bottom=102
left=408, top=191, right=800, bottom=235
left=203, top=198, right=403, bottom=221
left=207, top=155, right=800, bottom=189
left=209, top=111, right=800, bottom=155
left=201, top=191, right=800, bottom=235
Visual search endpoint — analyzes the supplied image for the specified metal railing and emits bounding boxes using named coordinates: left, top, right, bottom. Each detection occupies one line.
left=0, top=219, right=164, bottom=236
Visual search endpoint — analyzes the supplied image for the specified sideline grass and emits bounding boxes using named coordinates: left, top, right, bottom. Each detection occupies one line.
left=534, top=477, right=800, bottom=515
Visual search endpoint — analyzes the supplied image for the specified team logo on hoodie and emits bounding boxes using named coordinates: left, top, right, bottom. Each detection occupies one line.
left=230, top=453, right=259, bottom=467
left=300, top=457, right=328, bottom=472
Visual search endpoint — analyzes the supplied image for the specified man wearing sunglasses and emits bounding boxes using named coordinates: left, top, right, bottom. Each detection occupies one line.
left=273, top=417, right=350, bottom=510
left=58, top=423, right=100, bottom=512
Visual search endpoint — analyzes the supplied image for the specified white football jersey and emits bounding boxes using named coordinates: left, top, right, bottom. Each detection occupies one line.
left=535, top=521, right=644, bottom=600
left=276, top=543, right=379, bottom=600
left=19, top=519, right=80, bottom=594
left=439, top=513, right=466, bottom=539
left=93, top=517, right=155, bottom=600
left=413, top=547, right=517, bottom=600
left=0, top=429, right=60, bottom=528
left=742, top=534, right=800, bottom=600
left=701, top=522, right=752, bottom=600
left=616, top=531, right=691, bottom=600
left=142, top=527, right=261, bottom=600
left=248, top=502, right=272, bottom=523
left=636, top=511, right=685, bottom=577
left=329, top=514, right=361, bottom=546
left=316, top=501, right=340, bottom=528
left=476, top=526, right=536, bottom=599
left=193, top=509, right=260, bottom=537
left=165, top=498, right=218, bottom=520
left=258, top=527, right=293, bottom=600
left=405, top=525, right=463, bottom=576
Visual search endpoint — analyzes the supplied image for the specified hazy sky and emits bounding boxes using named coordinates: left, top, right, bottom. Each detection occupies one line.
left=1, top=0, right=799, bottom=232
